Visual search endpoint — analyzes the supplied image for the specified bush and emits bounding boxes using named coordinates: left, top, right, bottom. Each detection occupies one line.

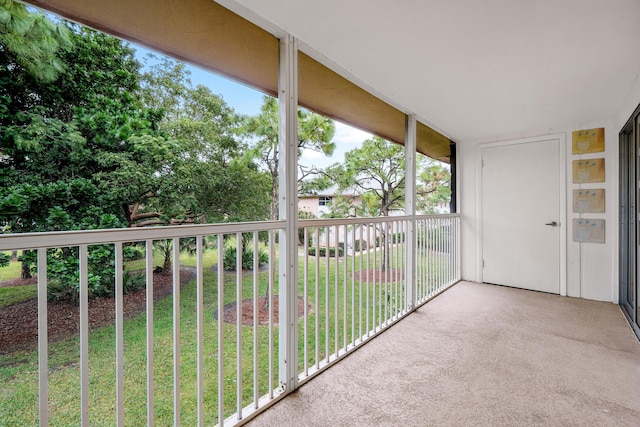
left=46, top=245, right=116, bottom=302
left=307, top=246, right=344, bottom=257
left=355, top=240, right=368, bottom=252
left=375, top=231, right=406, bottom=247
left=123, top=271, right=145, bottom=293
left=123, top=245, right=144, bottom=262
left=0, top=253, right=9, bottom=269
left=223, top=245, right=269, bottom=271
left=336, top=240, right=368, bottom=253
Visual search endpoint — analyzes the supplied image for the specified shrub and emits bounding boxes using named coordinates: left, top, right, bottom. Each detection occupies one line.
left=123, top=271, right=146, bottom=293
left=123, top=245, right=144, bottom=262
left=375, top=231, right=406, bottom=247
left=223, top=245, right=269, bottom=271
left=307, top=246, right=344, bottom=257
left=0, top=253, right=9, bottom=269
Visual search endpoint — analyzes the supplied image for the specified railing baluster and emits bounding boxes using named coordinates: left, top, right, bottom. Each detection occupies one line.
left=314, top=227, right=320, bottom=371
left=334, top=225, right=339, bottom=357
left=79, top=245, right=89, bottom=427
left=455, top=217, right=462, bottom=281
left=253, top=232, right=259, bottom=409
left=115, top=242, right=124, bottom=427
left=172, top=237, right=181, bottom=427
left=438, top=219, right=447, bottom=292
left=357, top=224, right=363, bottom=341
left=431, top=218, right=435, bottom=295
left=371, top=226, right=382, bottom=334
left=303, top=228, right=309, bottom=376
left=384, top=222, right=389, bottom=326
left=268, top=230, right=275, bottom=399
left=395, top=222, right=400, bottom=318
left=325, top=230, right=329, bottom=362
left=37, top=248, right=48, bottom=427
left=217, top=234, right=225, bottom=425
left=447, top=218, right=452, bottom=285
left=342, top=225, right=347, bottom=351
left=419, top=220, right=424, bottom=301
left=366, top=224, right=370, bottom=337
left=146, top=240, right=155, bottom=427
left=196, top=236, right=204, bottom=427
left=236, top=233, right=243, bottom=419
left=351, top=225, right=356, bottom=348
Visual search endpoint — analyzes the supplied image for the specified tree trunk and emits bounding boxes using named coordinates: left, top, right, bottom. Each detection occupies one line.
left=21, top=263, right=32, bottom=279
left=265, top=170, right=279, bottom=307
left=270, top=178, right=279, bottom=221
left=163, top=252, right=171, bottom=274
left=381, top=200, right=390, bottom=272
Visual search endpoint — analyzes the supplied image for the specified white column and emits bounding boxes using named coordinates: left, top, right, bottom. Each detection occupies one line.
left=405, top=115, right=417, bottom=311
left=278, top=34, right=299, bottom=392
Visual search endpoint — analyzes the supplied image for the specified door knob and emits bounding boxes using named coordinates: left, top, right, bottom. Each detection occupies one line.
left=545, top=221, right=558, bottom=227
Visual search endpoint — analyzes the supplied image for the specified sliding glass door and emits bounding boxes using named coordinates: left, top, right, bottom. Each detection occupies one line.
left=620, top=108, right=640, bottom=338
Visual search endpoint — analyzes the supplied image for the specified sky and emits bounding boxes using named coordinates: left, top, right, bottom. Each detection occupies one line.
left=132, top=44, right=371, bottom=170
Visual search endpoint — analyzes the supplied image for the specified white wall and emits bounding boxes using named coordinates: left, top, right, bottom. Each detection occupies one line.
left=459, top=120, right=618, bottom=303
left=615, top=71, right=640, bottom=131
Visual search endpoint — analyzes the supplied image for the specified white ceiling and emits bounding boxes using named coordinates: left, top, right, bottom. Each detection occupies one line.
left=224, top=0, right=640, bottom=143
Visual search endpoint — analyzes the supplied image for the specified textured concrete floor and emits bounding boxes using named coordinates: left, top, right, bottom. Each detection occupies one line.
left=246, top=281, right=640, bottom=426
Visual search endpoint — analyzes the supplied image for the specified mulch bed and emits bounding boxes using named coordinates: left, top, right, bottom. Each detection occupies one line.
left=353, top=268, right=405, bottom=283
left=0, top=268, right=194, bottom=355
left=218, top=295, right=309, bottom=326
left=1, top=268, right=401, bottom=355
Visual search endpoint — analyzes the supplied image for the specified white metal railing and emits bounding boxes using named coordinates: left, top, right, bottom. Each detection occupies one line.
left=0, top=214, right=460, bottom=426
left=415, top=214, right=461, bottom=304
left=296, top=214, right=460, bottom=384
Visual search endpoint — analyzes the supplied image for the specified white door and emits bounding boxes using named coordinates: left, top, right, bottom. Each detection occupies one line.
left=481, top=138, right=561, bottom=294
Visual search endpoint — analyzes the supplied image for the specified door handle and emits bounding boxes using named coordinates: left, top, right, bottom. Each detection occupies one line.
left=545, top=221, right=558, bottom=227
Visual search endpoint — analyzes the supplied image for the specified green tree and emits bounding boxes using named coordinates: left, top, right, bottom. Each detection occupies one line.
left=326, top=137, right=451, bottom=268
left=139, top=55, right=270, bottom=224
left=0, top=8, right=267, bottom=293
left=327, top=137, right=405, bottom=217
left=416, top=154, right=451, bottom=214
left=325, top=137, right=404, bottom=269
left=0, top=0, right=69, bottom=83
left=244, top=96, right=336, bottom=220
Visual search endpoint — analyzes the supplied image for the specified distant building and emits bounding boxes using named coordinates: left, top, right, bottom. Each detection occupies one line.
left=298, top=186, right=362, bottom=218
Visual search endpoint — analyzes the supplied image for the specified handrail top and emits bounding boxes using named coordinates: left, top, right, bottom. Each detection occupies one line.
left=0, top=214, right=459, bottom=251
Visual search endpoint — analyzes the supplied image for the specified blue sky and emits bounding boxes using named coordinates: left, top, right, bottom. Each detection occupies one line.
left=132, top=43, right=370, bottom=170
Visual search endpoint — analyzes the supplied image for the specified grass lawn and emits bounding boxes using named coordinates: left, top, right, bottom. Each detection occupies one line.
left=0, top=258, right=22, bottom=281
left=0, top=243, right=224, bottom=308
left=0, top=244, right=451, bottom=425
left=0, top=285, right=37, bottom=308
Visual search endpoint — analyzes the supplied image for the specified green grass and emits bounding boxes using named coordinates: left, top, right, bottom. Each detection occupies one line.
left=0, top=255, right=37, bottom=308
left=0, top=259, right=22, bottom=281
left=0, top=244, right=452, bottom=425
left=0, top=285, right=38, bottom=308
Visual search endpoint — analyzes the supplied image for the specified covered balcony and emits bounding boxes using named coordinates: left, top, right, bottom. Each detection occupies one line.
left=2, top=0, right=640, bottom=426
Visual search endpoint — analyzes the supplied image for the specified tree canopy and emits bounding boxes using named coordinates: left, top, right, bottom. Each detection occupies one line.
left=0, top=3, right=269, bottom=234
left=0, top=1, right=270, bottom=296
left=324, top=137, right=451, bottom=218
left=243, top=96, right=335, bottom=220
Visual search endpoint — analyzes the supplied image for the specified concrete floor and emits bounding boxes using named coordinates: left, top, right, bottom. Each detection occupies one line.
left=246, top=281, right=640, bottom=426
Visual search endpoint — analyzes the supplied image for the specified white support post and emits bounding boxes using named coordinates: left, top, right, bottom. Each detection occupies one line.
left=278, top=34, right=299, bottom=393
left=405, top=115, right=417, bottom=311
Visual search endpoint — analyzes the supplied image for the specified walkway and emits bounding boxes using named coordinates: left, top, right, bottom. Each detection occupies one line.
left=247, top=281, right=640, bottom=426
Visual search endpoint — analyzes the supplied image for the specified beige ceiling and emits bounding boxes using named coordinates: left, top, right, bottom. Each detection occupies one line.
left=221, top=0, right=640, bottom=143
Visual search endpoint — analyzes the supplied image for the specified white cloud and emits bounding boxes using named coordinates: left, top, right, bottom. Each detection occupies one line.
left=300, top=148, right=325, bottom=160
left=333, top=121, right=372, bottom=145
left=299, top=121, right=371, bottom=169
